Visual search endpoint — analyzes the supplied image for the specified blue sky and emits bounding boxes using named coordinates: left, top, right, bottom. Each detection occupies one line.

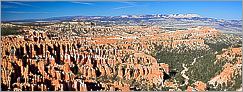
left=1, top=1, right=242, bottom=21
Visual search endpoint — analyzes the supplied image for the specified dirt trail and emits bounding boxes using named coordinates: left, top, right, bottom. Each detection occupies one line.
left=180, top=55, right=204, bottom=86
left=191, top=55, right=203, bottom=66
left=181, top=63, right=189, bottom=85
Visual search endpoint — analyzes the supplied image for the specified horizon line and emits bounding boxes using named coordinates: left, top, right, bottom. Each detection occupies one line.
left=2, top=13, right=242, bottom=22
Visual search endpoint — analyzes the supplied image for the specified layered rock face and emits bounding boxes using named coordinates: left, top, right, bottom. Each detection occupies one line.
left=1, top=26, right=221, bottom=91
left=1, top=31, right=166, bottom=91
left=209, top=47, right=242, bottom=87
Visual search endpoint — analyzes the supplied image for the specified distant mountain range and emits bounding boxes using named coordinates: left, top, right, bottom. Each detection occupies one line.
left=0, top=14, right=222, bottom=22
left=3, top=14, right=242, bottom=33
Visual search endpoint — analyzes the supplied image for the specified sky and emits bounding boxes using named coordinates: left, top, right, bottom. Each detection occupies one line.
left=1, top=1, right=242, bottom=21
